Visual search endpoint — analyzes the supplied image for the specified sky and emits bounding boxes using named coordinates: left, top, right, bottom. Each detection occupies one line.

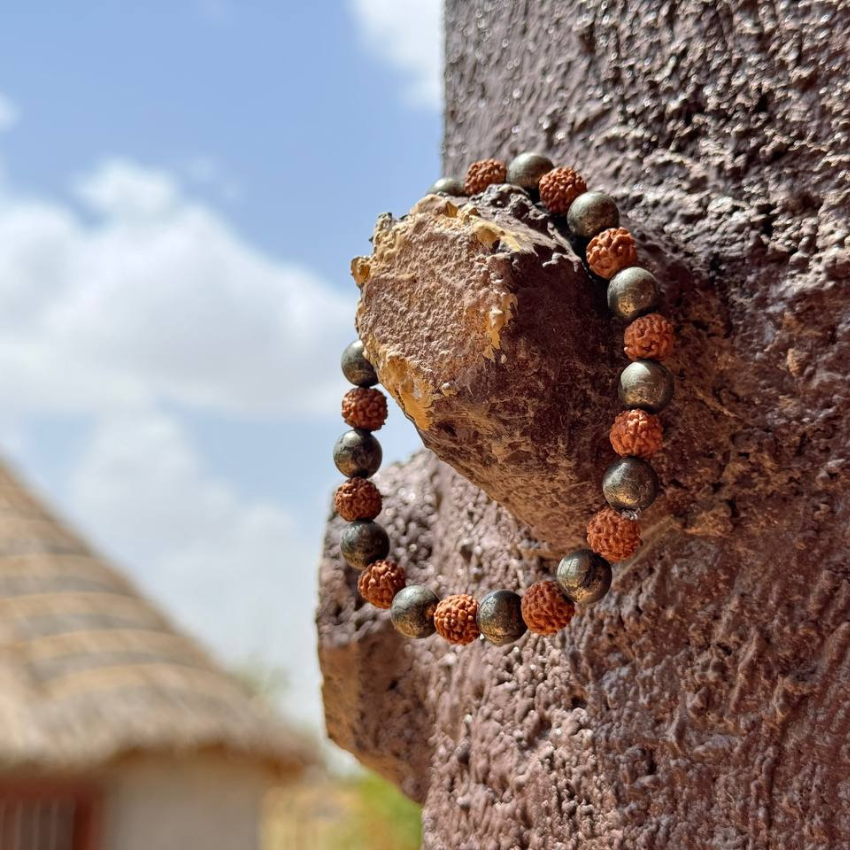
left=0, top=0, right=441, bottom=733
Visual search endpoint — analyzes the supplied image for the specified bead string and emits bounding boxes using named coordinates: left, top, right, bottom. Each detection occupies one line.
left=333, top=151, right=675, bottom=647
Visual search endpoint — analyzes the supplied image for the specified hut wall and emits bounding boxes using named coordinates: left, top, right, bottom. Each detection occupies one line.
left=98, top=752, right=273, bottom=850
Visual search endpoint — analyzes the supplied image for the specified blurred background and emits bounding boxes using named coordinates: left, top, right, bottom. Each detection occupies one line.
left=0, top=1, right=439, bottom=847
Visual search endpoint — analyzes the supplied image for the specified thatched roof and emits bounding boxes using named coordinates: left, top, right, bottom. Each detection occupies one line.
left=0, top=463, right=313, bottom=775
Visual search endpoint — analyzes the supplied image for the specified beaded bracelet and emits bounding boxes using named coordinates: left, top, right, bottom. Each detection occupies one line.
left=333, top=151, right=674, bottom=647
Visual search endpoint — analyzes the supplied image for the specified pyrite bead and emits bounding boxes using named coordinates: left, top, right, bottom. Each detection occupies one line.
left=428, top=176, right=465, bottom=196
left=340, top=519, right=390, bottom=569
left=477, top=589, right=527, bottom=646
left=607, top=268, right=660, bottom=321
left=567, top=191, right=620, bottom=239
left=391, top=585, right=440, bottom=639
left=341, top=340, right=379, bottom=388
left=556, top=549, right=612, bottom=605
left=619, top=360, right=675, bottom=414
left=333, top=429, right=382, bottom=478
left=602, top=457, right=660, bottom=512
left=506, top=152, right=554, bottom=192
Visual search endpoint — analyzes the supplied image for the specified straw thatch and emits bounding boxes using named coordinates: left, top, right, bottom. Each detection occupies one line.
left=0, top=463, right=313, bottom=775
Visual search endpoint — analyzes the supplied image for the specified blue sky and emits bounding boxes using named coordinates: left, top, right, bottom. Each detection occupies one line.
left=0, top=0, right=440, bottom=732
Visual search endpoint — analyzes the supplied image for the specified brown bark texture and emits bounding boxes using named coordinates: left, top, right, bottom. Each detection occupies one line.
left=318, top=2, right=850, bottom=848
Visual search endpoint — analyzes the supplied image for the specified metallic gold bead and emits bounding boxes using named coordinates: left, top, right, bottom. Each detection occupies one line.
left=506, top=152, right=554, bottom=192
left=333, top=429, right=382, bottom=478
left=340, top=520, right=390, bottom=569
left=556, top=549, right=612, bottom=605
left=477, top=589, right=527, bottom=646
left=391, top=585, right=440, bottom=639
left=607, top=268, right=660, bottom=321
left=341, top=340, right=378, bottom=387
left=619, top=360, right=674, bottom=414
left=428, top=176, right=465, bottom=196
left=602, top=457, right=659, bottom=512
left=566, top=191, right=620, bottom=239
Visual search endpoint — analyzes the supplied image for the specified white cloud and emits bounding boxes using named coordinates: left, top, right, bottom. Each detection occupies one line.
left=0, top=158, right=353, bottom=416
left=67, top=410, right=322, bottom=724
left=350, top=0, right=442, bottom=109
left=0, top=93, right=18, bottom=134
left=0, top=143, right=352, bottom=728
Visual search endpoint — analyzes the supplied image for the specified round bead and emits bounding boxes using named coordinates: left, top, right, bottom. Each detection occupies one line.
left=566, top=191, right=620, bottom=239
left=609, top=409, right=663, bottom=458
left=428, top=176, right=465, bottom=196
left=624, top=313, right=675, bottom=361
left=342, top=387, right=388, bottom=431
left=391, top=585, right=440, bottom=639
left=340, top=520, right=390, bottom=569
left=477, top=589, right=527, bottom=646
left=587, top=227, right=638, bottom=279
left=341, top=340, right=378, bottom=387
left=556, top=549, right=613, bottom=605
left=465, top=159, right=507, bottom=195
left=607, top=268, right=660, bottom=321
left=521, top=581, right=575, bottom=636
left=334, top=477, right=383, bottom=521
left=333, top=429, right=382, bottom=478
left=434, top=594, right=480, bottom=645
left=539, top=167, right=587, bottom=215
left=602, top=457, right=660, bottom=512
left=506, top=152, right=554, bottom=191
left=619, top=360, right=675, bottom=414
left=358, top=560, right=406, bottom=609
left=587, top=508, right=641, bottom=563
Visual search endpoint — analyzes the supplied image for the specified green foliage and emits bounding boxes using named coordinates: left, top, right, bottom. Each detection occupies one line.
left=333, top=770, right=422, bottom=850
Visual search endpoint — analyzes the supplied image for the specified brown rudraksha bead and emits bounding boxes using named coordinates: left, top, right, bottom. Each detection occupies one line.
left=521, top=581, right=575, bottom=636
left=334, top=477, right=383, bottom=521
left=624, top=313, right=675, bottom=361
left=357, top=560, right=406, bottom=609
left=434, top=594, right=481, bottom=644
left=609, top=409, right=663, bottom=459
left=465, top=158, right=507, bottom=195
left=539, top=167, right=587, bottom=215
left=587, top=507, right=641, bottom=562
left=342, top=387, right=388, bottom=431
left=587, top=227, right=638, bottom=279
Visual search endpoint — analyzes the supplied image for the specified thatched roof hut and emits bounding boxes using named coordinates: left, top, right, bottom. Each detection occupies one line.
left=0, top=463, right=312, bottom=849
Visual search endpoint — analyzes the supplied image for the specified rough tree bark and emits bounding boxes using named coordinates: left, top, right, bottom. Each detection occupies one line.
left=318, top=2, right=850, bottom=848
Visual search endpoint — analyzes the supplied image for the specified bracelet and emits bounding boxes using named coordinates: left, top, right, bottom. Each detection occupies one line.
left=332, top=151, right=675, bottom=647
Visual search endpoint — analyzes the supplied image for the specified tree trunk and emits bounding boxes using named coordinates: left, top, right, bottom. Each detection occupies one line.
left=318, top=2, right=850, bottom=848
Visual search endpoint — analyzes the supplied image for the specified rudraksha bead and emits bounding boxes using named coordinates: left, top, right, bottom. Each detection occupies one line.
left=342, top=387, right=388, bottom=431
left=609, top=409, right=663, bottom=459
left=624, top=313, right=675, bottom=361
left=357, top=560, right=406, bottom=609
left=521, top=581, right=575, bottom=636
left=465, top=159, right=507, bottom=195
left=434, top=594, right=481, bottom=645
left=587, top=227, right=638, bottom=279
left=587, top=508, right=641, bottom=562
left=538, top=167, right=587, bottom=215
left=334, top=477, right=383, bottom=521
